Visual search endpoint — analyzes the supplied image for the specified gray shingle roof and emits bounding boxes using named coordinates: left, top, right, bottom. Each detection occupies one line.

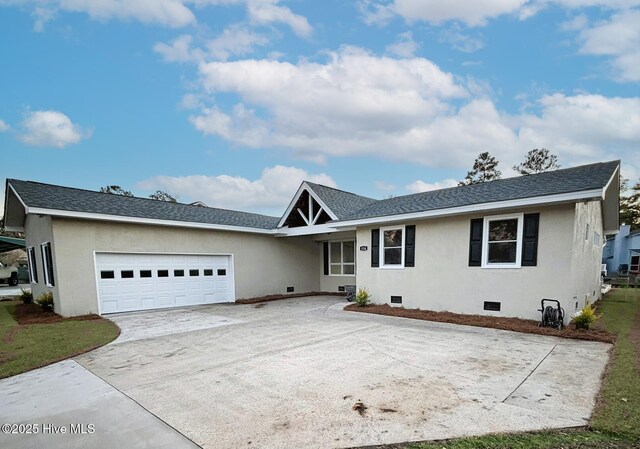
left=9, top=180, right=279, bottom=230
left=338, top=160, right=619, bottom=221
left=304, top=182, right=377, bottom=219
left=7, top=160, right=619, bottom=231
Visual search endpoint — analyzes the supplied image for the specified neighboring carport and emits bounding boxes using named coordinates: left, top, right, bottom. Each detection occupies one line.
left=0, top=236, right=25, bottom=253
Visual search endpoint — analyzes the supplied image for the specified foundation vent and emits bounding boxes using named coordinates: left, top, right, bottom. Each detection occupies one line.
left=287, top=286, right=294, bottom=293
left=483, top=301, right=501, bottom=311
left=390, top=296, right=402, bottom=304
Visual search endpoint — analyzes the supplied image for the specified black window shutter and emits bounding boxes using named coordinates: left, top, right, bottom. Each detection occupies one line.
left=371, top=229, right=380, bottom=267
left=521, top=213, right=540, bottom=266
left=469, top=219, right=483, bottom=266
left=405, top=225, right=416, bottom=267
left=323, top=242, right=329, bottom=275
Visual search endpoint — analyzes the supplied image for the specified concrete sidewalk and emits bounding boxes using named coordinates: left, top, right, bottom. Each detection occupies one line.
left=0, top=360, right=199, bottom=449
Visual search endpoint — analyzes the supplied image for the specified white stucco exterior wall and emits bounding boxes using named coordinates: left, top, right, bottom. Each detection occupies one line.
left=570, top=201, right=604, bottom=313
left=355, top=204, right=576, bottom=321
left=24, top=214, right=61, bottom=313
left=51, top=218, right=320, bottom=316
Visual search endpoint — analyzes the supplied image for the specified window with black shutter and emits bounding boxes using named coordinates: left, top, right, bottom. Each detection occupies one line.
left=469, top=219, right=483, bottom=266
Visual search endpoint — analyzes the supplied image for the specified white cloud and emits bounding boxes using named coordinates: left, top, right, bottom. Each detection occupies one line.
left=386, top=31, right=418, bottom=58
left=137, top=165, right=336, bottom=214
left=55, top=0, right=195, bottom=27
left=18, top=110, right=90, bottom=148
left=154, top=35, right=202, bottom=63
left=207, top=24, right=270, bottom=60
left=246, top=0, right=312, bottom=37
left=406, top=178, right=458, bottom=193
left=0, top=119, right=9, bottom=132
left=375, top=181, right=396, bottom=192
left=576, top=9, right=640, bottom=82
left=361, top=0, right=529, bottom=27
left=438, top=25, right=485, bottom=52
left=186, top=46, right=640, bottom=176
left=360, top=0, right=640, bottom=28
left=515, top=93, right=640, bottom=162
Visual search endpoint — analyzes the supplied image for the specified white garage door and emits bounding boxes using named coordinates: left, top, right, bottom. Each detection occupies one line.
left=95, top=253, right=234, bottom=314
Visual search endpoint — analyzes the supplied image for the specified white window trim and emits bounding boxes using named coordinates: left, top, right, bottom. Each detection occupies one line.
left=380, top=225, right=405, bottom=269
left=27, top=246, right=37, bottom=284
left=328, top=240, right=356, bottom=276
left=41, top=242, right=54, bottom=287
left=481, top=213, right=524, bottom=269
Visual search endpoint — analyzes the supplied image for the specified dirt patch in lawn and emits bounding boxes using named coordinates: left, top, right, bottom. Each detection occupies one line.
left=12, top=303, right=102, bottom=325
left=236, top=291, right=345, bottom=304
left=345, top=304, right=615, bottom=344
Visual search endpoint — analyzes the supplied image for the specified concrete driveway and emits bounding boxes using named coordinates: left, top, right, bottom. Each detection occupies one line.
left=1, top=296, right=611, bottom=449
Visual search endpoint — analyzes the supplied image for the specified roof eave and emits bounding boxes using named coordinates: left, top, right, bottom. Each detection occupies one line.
left=26, top=207, right=277, bottom=235
left=332, top=188, right=605, bottom=228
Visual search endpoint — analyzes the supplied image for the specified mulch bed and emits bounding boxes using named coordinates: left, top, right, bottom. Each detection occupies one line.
left=236, top=291, right=345, bottom=304
left=344, top=303, right=615, bottom=344
left=11, top=302, right=102, bottom=325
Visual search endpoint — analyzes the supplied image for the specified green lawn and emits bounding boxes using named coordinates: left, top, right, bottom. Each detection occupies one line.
left=0, top=301, right=120, bottom=379
left=393, top=288, right=640, bottom=449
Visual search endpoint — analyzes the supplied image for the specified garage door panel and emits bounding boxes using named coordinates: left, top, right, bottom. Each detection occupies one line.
left=96, top=253, right=234, bottom=314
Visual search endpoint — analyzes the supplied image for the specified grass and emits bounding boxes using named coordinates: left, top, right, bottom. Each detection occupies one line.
left=0, top=300, right=119, bottom=379
left=378, top=288, right=640, bottom=449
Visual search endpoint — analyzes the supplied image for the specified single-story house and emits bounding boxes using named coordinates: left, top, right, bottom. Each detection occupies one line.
left=603, top=224, right=640, bottom=275
left=3, top=160, right=619, bottom=321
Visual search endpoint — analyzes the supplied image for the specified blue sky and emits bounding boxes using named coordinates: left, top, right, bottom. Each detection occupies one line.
left=1, top=0, right=638, bottom=217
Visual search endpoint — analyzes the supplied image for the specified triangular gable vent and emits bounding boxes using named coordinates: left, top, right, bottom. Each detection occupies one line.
left=281, top=188, right=334, bottom=228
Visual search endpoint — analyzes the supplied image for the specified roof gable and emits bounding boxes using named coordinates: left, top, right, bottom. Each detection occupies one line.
left=277, top=181, right=377, bottom=229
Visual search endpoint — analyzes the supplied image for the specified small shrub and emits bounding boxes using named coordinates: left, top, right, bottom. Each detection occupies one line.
left=571, top=304, right=598, bottom=330
left=19, top=288, right=33, bottom=304
left=36, top=291, right=54, bottom=312
left=354, top=288, right=371, bottom=307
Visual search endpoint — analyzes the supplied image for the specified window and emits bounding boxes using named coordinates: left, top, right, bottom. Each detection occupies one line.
left=482, top=214, right=523, bottom=268
left=158, top=270, right=169, bottom=277
left=204, top=269, right=213, bottom=276
left=217, top=269, right=226, bottom=276
left=140, top=270, right=152, bottom=278
left=593, top=232, right=600, bottom=247
left=189, top=269, right=199, bottom=277
left=380, top=227, right=404, bottom=268
left=41, top=242, right=55, bottom=286
left=174, top=269, right=184, bottom=277
left=100, top=270, right=115, bottom=279
left=121, top=270, right=134, bottom=279
left=329, top=241, right=355, bottom=275
left=27, top=247, right=38, bottom=283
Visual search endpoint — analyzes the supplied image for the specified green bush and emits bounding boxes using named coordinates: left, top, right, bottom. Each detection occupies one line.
left=36, top=291, right=54, bottom=312
left=571, top=304, right=598, bottom=330
left=354, top=287, right=371, bottom=307
left=19, top=289, right=33, bottom=304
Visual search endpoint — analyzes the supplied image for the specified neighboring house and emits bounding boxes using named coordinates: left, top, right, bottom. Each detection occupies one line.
left=603, top=224, right=640, bottom=275
left=3, top=161, right=619, bottom=321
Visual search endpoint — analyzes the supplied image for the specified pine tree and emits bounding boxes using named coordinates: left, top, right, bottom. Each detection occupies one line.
left=458, top=152, right=502, bottom=186
left=99, top=185, right=133, bottom=196
left=149, top=190, right=177, bottom=202
left=513, top=148, right=560, bottom=175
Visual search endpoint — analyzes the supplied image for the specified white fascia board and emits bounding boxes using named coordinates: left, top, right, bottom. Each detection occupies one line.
left=274, top=223, right=345, bottom=237
left=305, top=187, right=339, bottom=221
left=27, top=208, right=276, bottom=235
left=601, top=164, right=620, bottom=200
left=332, top=189, right=604, bottom=228
left=8, top=183, right=28, bottom=210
